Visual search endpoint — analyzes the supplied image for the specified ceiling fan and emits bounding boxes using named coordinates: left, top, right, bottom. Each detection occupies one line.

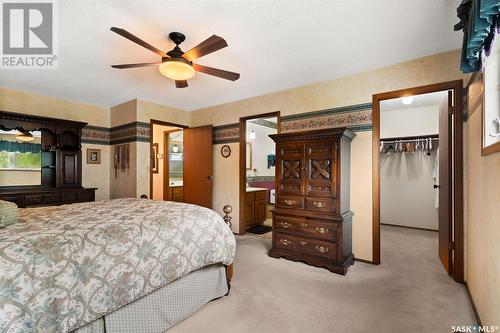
left=110, top=27, right=240, bottom=88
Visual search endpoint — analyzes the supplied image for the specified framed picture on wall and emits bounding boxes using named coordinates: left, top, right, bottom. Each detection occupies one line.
left=86, top=149, right=101, bottom=164
left=152, top=143, right=159, bottom=173
left=482, top=35, right=500, bottom=155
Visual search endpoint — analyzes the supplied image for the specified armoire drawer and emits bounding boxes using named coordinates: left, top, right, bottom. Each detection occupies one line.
left=276, top=195, right=304, bottom=209
left=305, top=197, right=336, bottom=213
left=274, top=215, right=337, bottom=241
left=274, top=232, right=337, bottom=260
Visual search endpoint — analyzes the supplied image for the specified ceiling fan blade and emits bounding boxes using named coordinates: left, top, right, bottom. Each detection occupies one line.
left=193, top=64, right=240, bottom=81
left=175, top=80, right=188, bottom=88
left=110, top=27, right=167, bottom=58
left=182, top=35, right=228, bottom=61
left=111, top=62, right=162, bottom=69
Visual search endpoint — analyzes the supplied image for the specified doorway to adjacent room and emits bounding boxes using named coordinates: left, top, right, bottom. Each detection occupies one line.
left=372, top=80, right=464, bottom=283
left=239, top=112, right=281, bottom=235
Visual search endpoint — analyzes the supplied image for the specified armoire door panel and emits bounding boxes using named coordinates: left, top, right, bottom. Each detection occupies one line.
left=56, top=150, right=81, bottom=188
left=276, top=142, right=304, bottom=195
left=305, top=141, right=337, bottom=197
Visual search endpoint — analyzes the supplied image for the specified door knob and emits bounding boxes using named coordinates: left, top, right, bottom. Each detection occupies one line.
left=433, top=185, right=440, bottom=189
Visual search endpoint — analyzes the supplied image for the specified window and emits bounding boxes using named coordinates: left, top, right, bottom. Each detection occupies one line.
left=0, top=151, right=41, bottom=169
left=0, top=130, right=42, bottom=170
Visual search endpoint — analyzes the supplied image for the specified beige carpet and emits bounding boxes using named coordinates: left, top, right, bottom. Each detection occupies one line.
left=169, top=225, right=475, bottom=332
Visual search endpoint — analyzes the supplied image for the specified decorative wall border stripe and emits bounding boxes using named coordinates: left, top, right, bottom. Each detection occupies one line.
left=212, top=103, right=374, bottom=144
left=82, top=121, right=150, bottom=145
left=281, top=103, right=372, bottom=121
left=213, top=123, right=239, bottom=144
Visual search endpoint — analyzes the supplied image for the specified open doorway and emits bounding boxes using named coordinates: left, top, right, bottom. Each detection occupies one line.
left=239, top=112, right=280, bottom=235
left=372, top=80, right=464, bottom=283
left=150, top=120, right=187, bottom=201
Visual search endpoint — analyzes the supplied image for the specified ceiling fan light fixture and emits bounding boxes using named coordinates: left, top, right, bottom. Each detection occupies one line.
left=158, top=59, right=195, bottom=81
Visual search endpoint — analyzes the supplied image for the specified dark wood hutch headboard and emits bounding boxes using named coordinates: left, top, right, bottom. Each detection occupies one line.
left=0, top=110, right=97, bottom=207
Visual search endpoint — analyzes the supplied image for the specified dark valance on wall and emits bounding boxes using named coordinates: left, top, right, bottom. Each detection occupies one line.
left=455, top=0, right=499, bottom=73
left=0, top=140, right=41, bottom=154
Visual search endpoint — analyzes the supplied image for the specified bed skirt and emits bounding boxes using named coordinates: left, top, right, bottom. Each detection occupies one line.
left=73, top=264, right=228, bottom=333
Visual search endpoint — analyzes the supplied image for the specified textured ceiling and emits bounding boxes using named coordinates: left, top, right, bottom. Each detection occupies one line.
left=1, top=0, right=462, bottom=111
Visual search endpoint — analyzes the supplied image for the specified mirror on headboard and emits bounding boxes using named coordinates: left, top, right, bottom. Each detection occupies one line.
left=0, top=129, right=42, bottom=187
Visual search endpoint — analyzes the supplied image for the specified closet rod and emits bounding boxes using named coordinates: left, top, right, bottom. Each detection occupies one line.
left=381, top=138, right=439, bottom=145
left=380, top=134, right=438, bottom=142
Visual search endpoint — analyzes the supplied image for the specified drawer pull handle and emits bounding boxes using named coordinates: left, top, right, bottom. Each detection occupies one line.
left=280, top=222, right=291, bottom=229
left=280, top=239, right=291, bottom=246
left=300, top=223, right=308, bottom=228
left=313, top=201, right=327, bottom=208
left=315, top=246, right=329, bottom=253
left=315, top=227, right=329, bottom=234
left=299, top=241, right=308, bottom=246
left=284, top=199, right=297, bottom=206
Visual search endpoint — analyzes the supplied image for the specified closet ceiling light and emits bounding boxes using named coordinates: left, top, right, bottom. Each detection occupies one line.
left=249, top=130, right=256, bottom=140
left=402, top=96, right=414, bottom=105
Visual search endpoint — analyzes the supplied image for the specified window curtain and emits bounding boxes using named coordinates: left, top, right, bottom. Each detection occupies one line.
left=0, top=140, right=41, bottom=154
left=455, top=0, right=500, bottom=73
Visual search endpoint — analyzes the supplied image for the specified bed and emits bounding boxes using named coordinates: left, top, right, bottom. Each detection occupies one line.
left=0, top=198, right=236, bottom=333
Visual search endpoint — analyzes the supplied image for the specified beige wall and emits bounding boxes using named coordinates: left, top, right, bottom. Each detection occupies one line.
left=0, top=170, right=41, bottom=186
left=465, top=75, right=500, bottom=326
left=213, top=142, right=240, bottom=233
left=110, top=142, right=137, bottom=199
left=191, top=50, right=466, bottom=126
left=190, top=50, right=467, bottom=261
left=0, top=87, right=110, bottom=127
left=137, top=99, right=190, bottom=125
left=82, top=144, right=110, bottom=201
left=110, top=99, right=137, bottom=127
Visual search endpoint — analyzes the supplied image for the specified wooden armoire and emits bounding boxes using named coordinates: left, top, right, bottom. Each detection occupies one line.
left=269, top=128, right=355, bottom=275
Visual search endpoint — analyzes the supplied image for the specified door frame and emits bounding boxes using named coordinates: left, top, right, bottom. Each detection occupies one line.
left=372, top=80, right=464, bottom=283
left=149, top=119, right=188, bottom=200
left=239, top=111, right=281, bottom=235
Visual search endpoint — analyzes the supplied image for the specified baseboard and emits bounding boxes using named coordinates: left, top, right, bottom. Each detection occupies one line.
left=381, top=223, right=438, bottom=232
left=464, top=281, right=482, bottom=326
left=354, top=257, right=375, bottom=265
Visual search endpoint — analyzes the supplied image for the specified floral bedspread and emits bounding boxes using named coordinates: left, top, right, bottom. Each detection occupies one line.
left=0, top=198, right=236, bottom=333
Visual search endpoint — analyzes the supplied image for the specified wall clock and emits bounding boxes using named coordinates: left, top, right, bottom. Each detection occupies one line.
left=221, top=145, right=231, bottom=158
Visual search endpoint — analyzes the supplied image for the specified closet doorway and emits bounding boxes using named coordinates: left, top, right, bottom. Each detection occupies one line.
left=239, top=112, right=281, bottom=235
left=372, top=80, right=464, bottom=282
